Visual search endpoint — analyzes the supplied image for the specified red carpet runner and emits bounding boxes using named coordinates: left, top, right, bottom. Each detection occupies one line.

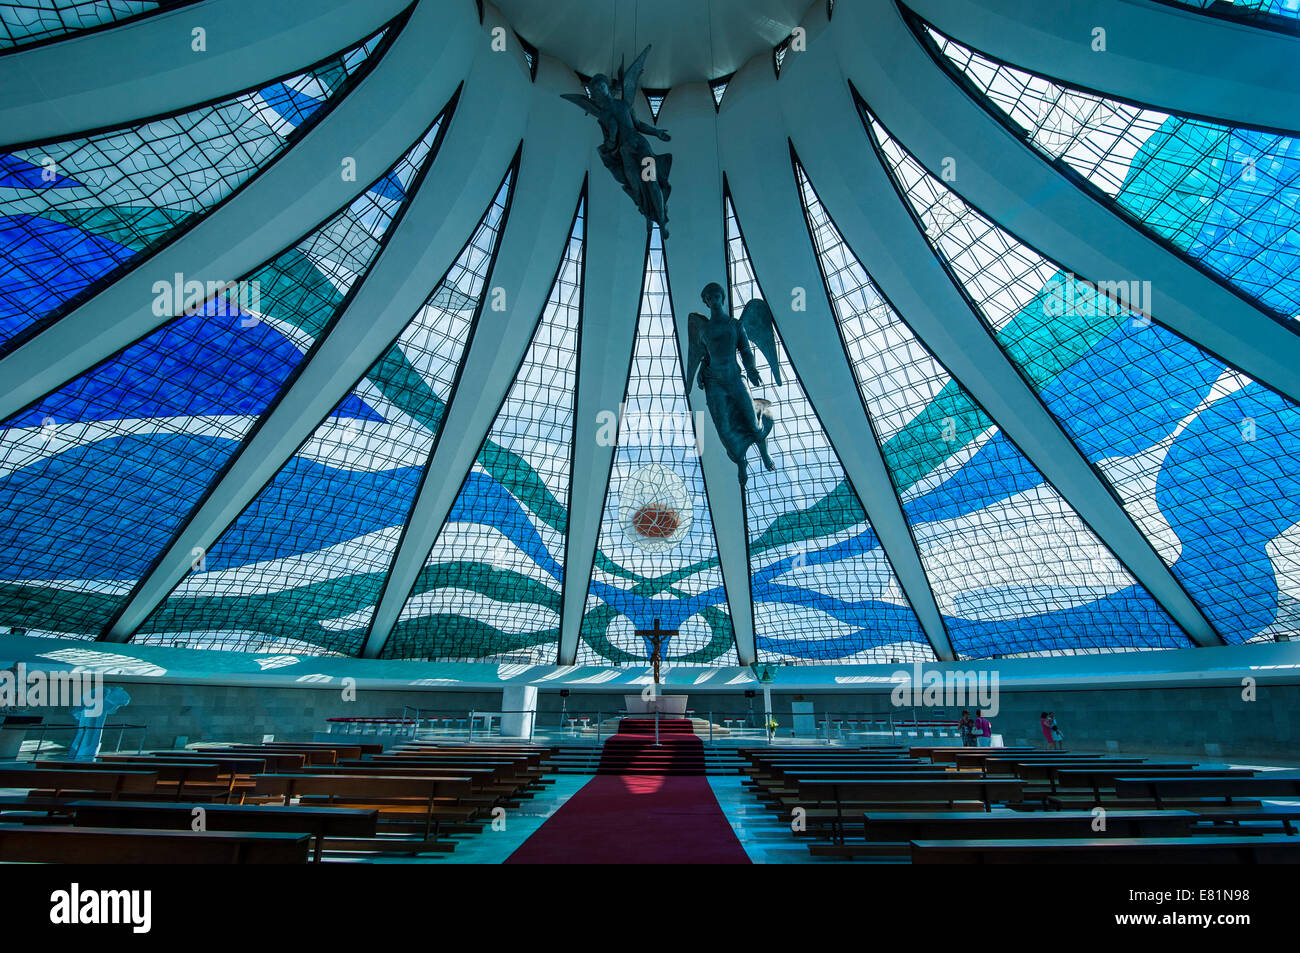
left=505, top=718, right=750, bottom=864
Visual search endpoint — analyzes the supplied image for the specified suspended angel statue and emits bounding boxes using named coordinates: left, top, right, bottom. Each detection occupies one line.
left=561, top=45, right=672, bottom=235
left=686, top=282, right=783, bottom=486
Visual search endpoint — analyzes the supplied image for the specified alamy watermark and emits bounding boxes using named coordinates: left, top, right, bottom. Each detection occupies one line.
left=595, top=404, right=706, bottom=454
left=1043, top=273, right=1152, bottom=325
left=1, top=663, right=107, bottom=716
left=50, top=883, right=151, bottom=933
left=889, top=661, right=999, bottom=716
left=151, top=272, right=262, bottom=324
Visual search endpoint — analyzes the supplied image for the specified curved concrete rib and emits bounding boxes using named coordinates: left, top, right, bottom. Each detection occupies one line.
left=103, top=16, right=544, bottom=643
left=363, top=56, right=590, bottom=660
left=831, top=0, right=1300, bottom=407
left=771, top=9, right=1221, bottom=647
left=554, top=174, right=650, bottom=665
left=904, top=0, right=1300, bottom=134
left=658, top=82, right=756, bottom=666
left=0, top=0, right=409, bottom=144
left=0, top=0, right=480, bottom=425
left=717, top=46, right=957, bottom=662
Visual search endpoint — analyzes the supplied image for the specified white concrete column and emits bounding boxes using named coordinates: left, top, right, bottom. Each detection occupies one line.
left=361, top=55, right=591, bottom=659
left=657, top=82, right=756, bottom=666
left=555, top=176, right=648, bottom=665
left=719, top=47, right=957, bottom=662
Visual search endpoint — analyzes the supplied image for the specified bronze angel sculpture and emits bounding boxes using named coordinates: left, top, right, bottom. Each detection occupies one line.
left=562, top=46, right=672, bottom=235
left=686, top=282, right=782, bottom=486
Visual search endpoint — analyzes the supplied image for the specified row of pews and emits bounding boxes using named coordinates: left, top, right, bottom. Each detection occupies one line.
left=740, top=745, right=1300, bottom=863
left=0, top=739, right=556, bottom=863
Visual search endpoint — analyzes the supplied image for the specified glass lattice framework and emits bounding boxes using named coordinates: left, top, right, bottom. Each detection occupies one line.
left=577, top=227, right=739, bottom=666
left=927, top=27, right=1300, bottom=321
left=136, top=165, right=509, bottom=658
left=0, top=115, right=444, bottom=644
left=382, top=200, right=583, bottom=664
left=725, top=197, right=934, bottom=663
left=0, top=24, right=387, bottom=352
left=868, top=109, right=1300, bottom=644
left=0, top=0, right=175, bottom=48
left=796, top=161, right=1191, bottom=658
left=1157, top=0, right=1300, bottom=26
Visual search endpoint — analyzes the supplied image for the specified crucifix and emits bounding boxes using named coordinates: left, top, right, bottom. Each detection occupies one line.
left=646, top=619, right=669, bottom=686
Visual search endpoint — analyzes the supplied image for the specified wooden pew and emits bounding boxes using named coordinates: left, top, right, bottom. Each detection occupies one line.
left=1113, top=774, right=1300, bottom=809
left=219, top=745, right=353, bottom=765
left=979, top=757, right=1146, bottom=778
left=101, top=754, right=268, bottom=802
left=793, top=778, right=1025, bottom=840
left=0, top=767, right=159, bottom=800
left=809, top=809, right=1198, bottom=857
left=0, top=823, right=309, bottom=863
left=172, top=749, right=308, bottom=772
left=283, top=741, right=385, bottom=755
left=1051, top=767, right=1255, bottom=803
left=69, top=800, right=378, bottom=863
left=1012, top=761, right=1196, bottom=785
left=957, top=753, right=1112, bottom=773
left=911, top=834, right=1300, bottom=864
left=307, top=764, right=514, bottom=811
left=32, top=760, right=223, bottom=801
left=916, top=747, right=1039, bottom=764
left=226, top=741, right=383, bottom=757
left=745, top=760, right=933, bottom=783
left=343, top=759, right=539, bottom=797
left=252, top=773, right=473, bottom=848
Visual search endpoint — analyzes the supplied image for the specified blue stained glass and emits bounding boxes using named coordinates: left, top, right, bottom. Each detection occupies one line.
left=383, top=200, right=583, bottom=664
left=889, top=42, right=1300, bottom=643
left=0, top=113, right=443, bottom=641
left=577, top=227, right=739, bottom=666
left=137, top=164, right=512, bottom=656
left=725, top=196, right=934, bottom=664
left=796, top=159, right=1190, bottom=658
left=929, top=28, right=1300, bottom=322
left=0, top=24, right=388, bottom=351
left=0, top=1, right=171, bottom=49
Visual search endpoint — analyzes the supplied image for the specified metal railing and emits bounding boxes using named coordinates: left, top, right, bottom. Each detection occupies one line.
left=330, top=708, right=971, bottom=747
left=17, top=722, right=148, bottom=761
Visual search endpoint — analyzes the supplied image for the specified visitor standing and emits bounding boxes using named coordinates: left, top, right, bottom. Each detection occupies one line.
left=959, top=709, right=976, bottom=747
left=974, top=710, right=993, bottom=747
left=1050, top=712, right=1065, bottom=751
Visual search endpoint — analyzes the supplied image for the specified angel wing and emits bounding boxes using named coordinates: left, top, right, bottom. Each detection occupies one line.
left=740, top=298, right=782, bottom=386
left=684, top=311, right=709, bottom=391
left=620, top=45, right=651, bottom=104
left=560, top=93, right=602, bottom=119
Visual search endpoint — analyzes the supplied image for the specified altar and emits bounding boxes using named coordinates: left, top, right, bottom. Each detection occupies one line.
left=623, top=694, right=688, bottom=716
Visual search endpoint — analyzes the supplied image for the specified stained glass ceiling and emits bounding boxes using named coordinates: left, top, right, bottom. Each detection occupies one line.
left=923, top=24, right=1300, bottom=322
left=1, top=0, right=1296, bottom=666
left=0, top=21, right=391, bottom=351
left=0, top=0, right=181, bottom=49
